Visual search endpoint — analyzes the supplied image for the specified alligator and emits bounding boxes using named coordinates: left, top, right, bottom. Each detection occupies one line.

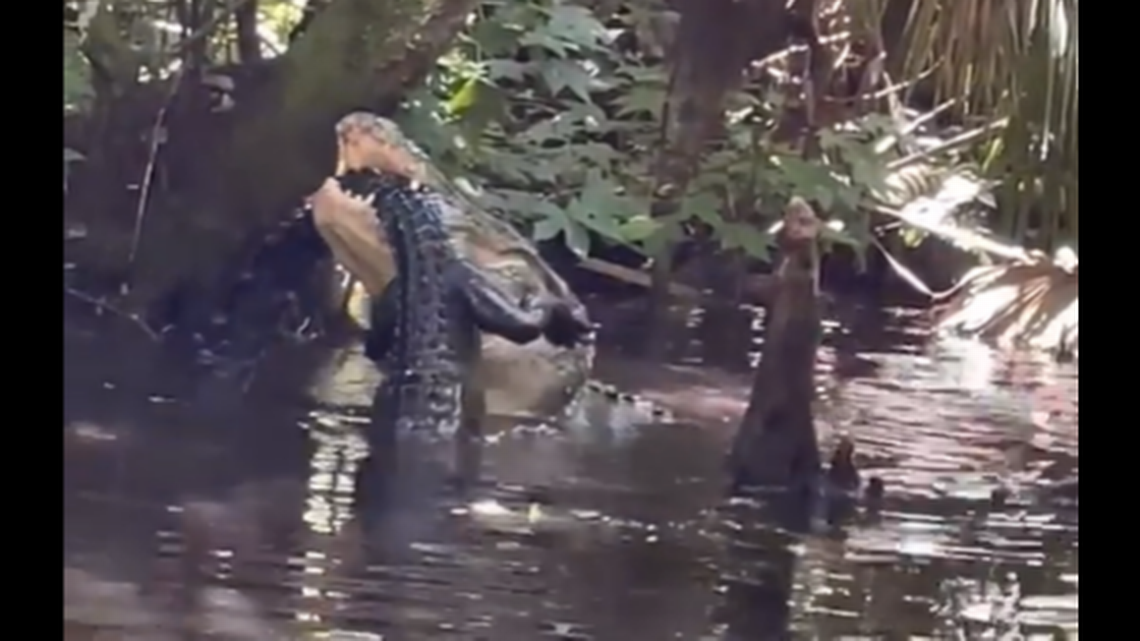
left=326, top=113, right=682, bottom=421
left=160, top=111, right=674, bottom=423
left=325, top=112, right=606, bottom=420
left=325, top=168, right=593, bottom=503
left=151, top=110, right=682, bottom=431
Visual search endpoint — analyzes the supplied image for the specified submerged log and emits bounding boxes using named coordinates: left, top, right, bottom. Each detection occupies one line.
left=727, top=197, right=823, bottom=491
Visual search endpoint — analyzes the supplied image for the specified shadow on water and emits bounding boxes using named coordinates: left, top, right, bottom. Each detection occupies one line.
left=64, top=296, right=1078, bottom=640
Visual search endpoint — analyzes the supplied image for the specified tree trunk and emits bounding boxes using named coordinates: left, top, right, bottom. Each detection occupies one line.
left=214, top=0, right=477, bottom=221
left=77, top=0, right=479, bottom=306
left=645, top=0, right=817, bottom=322
left=727, top=198, right=823, bottom=491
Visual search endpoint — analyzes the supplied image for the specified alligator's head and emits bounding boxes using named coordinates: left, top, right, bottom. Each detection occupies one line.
left=334, top=113, right=582, bottom=297
left=326, top=112, right=594, bottom=420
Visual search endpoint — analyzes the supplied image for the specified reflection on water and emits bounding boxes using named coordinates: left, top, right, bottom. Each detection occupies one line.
left=63, top=299, right=1078, bottom=639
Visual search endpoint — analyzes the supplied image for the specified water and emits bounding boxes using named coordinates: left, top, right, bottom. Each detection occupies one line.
left=63, top=298, right=1078, bottom=639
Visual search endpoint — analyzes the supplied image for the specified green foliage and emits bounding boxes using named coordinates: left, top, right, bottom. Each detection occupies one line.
left=394, top=0, right=896, bottom=262
left=65, top=0, right=1010, bottom=265
left=64, top=28, right=91, bottom=193
left=64, top=30, right=92, bottom=112
left=865, top=0, right=1079, bottom=249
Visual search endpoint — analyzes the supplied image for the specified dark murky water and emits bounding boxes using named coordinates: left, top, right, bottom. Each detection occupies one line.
left=64, top=299, right=1078, bottom=640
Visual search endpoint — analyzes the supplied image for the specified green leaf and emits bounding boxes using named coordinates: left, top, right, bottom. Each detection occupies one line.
left=620, top=216, right=660, bottom=241
left=820, top=223, right=862, bottom=249
left=540, top=59, right=595, bottom=102
left=834, top=185, right=862, bottom=212
left=486, top=60, right=531, bottom=81
left=848, top=154, right=887, bottom=194
left=563, top=218, right=592, bottom=257
left=571, top=141, right=619, bottom=166
left=679, top=190, right=724, bottom=227
left=519, top=30, right=569, bottom=57
left=466, top=18, right=523, bottom=56
left=720, top=223, right=772, bottom=260
left=576, top=169, right=617, bottom=208
left=533, top=198, right=566, bottom=221
left=775, top=155, right=836, bottom=194
left=563, top=170, right=636, bottom=241
left=574, top=209, right=625, bottom=240
left=817, top=128, right=848, bottom=151
left=613, top=83, right=664, bottom=118
left=814, top=188, right=835, bottom=212
left=532, top=215, right=564, bottom=242
left=519, top=113, right=585, bottom=144
left=63, top=30, right=93, bottom=111
left=446, top=77, right=481, bottom=115
left=539, top=4, right=608, bottom=51
left=578, top=169, right=640, bottom=213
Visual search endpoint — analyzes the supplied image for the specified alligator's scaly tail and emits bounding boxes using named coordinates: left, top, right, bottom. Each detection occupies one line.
left=178, top=207, right=333, bottom=371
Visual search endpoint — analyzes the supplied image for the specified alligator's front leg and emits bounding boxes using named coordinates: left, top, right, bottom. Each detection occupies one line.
left=363, top=281, right=399, bottom=363
left=451, top=376, right=485, bottom=496
left=447, top=261, right=592, bottom=348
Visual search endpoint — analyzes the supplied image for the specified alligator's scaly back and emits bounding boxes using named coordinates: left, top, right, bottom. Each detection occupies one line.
left=343, top=168, right=597, bottom=504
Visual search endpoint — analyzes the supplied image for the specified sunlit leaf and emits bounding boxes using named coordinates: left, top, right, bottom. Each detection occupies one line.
left=446, top=77, right=481, bottom=115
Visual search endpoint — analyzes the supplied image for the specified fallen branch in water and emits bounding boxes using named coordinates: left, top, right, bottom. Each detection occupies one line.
left=64, top=286, right=160, bottom=341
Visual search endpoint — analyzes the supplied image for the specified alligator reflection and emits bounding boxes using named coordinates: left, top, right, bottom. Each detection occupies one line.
left=292, top=423, right=363, bottom=632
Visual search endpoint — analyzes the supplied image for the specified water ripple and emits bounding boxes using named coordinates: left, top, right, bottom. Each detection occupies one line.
left=64, top=302, right=1077, bottom=639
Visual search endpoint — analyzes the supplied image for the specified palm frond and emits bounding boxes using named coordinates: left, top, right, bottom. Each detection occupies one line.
left=936, top=254, right=1077, bottom=357
left=869, top=153, right=1077, bottom=359
left=848, top=0, right=1078, bottom=248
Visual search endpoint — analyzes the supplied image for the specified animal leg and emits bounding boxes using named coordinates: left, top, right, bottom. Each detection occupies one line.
left=451, top=381, right=486, bottom=495
left=449, top=262, right=591, bottom=348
